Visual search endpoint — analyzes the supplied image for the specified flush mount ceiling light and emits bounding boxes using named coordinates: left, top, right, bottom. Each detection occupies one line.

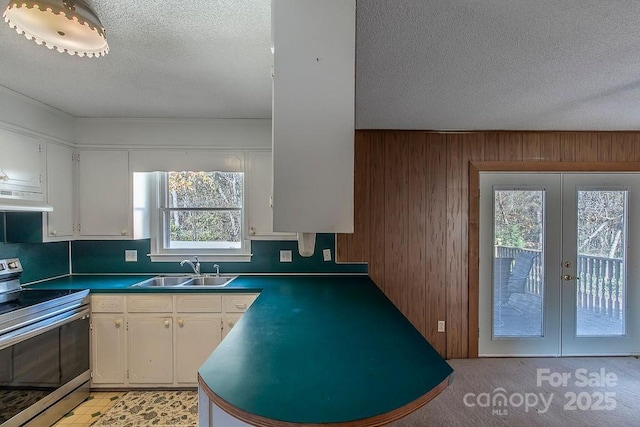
left=3, top=0, right=108, bottom=57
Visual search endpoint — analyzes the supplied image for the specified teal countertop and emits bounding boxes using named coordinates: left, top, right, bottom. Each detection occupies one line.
left=26, top=274, right=155, bottom=290
left=24, top=274, right=262, bottom=293
left=27, top=274, right=453, bottom=424
left=199, top=275, right=453, bottom=425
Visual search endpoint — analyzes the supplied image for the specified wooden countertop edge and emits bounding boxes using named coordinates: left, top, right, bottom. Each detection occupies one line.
left=198, top=373, right=453, bottom=427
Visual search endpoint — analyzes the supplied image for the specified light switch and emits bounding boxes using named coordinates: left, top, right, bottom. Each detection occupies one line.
left=125, top=250, right=138, bottom=262
left=280, top=250, right=292, bottom=263
left=322, top=249, right=331, bottom=261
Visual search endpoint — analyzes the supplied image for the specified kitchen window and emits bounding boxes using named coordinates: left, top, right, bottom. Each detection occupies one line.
left=147, top=170, right=251, bottom=262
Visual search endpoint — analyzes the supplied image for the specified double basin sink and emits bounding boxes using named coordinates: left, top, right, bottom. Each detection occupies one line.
left=131, top=275, right=237, bottom=289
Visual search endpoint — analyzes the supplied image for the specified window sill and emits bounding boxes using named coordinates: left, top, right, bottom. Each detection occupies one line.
left=147, top=253, right=253, bottom=263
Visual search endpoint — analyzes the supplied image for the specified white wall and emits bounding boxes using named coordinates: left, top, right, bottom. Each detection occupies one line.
left=0, top=85, right=74, bottom=142
left=75, top=118, right=271, bottom=148
left=0, top=86, right=271, bottom=149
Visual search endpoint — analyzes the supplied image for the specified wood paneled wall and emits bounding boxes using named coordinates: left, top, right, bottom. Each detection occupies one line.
left=337, top=131, right=640, bottom=359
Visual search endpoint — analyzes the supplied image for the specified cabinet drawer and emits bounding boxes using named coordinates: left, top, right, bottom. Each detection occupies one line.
left=127, top=295, right=173, bottom=312
left=92, top=295, right=125, bottom=313
left=176, top=295, right=222, bottom=313
left=223, top=294, right=257, bottom=313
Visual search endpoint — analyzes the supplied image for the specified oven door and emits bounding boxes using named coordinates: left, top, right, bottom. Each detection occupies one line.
left=0, top=306, right=90, bottom=426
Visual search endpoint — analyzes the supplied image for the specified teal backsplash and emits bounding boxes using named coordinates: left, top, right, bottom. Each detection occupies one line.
left=0, top=212, right=70, bottom=283
left=72, top=234, right=367, bottom=274
left=0, top=212, right=365, bottom=279
left=0, top=241, right=69, bottom=283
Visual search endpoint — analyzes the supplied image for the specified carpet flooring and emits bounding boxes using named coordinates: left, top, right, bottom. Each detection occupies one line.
left=392, top=357, right=640, bottom=426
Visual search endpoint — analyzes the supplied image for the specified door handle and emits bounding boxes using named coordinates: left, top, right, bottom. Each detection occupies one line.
left=563, top=274, right=580, bottom=281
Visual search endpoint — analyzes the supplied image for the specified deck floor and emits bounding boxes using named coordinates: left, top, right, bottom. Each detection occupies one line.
left=494, top=291, right=624, bottom=337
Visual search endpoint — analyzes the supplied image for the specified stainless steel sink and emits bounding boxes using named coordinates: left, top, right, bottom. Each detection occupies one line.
left=132, top=276, right=195, bottom=287
left=131, top=275, right=237, bottom=288
left=186, top=276, right=237, bottom=287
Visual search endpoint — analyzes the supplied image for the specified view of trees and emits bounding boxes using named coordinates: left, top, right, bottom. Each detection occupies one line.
left=577, top=191, right=625, bottom=259
left=494, top=189, right=626, bottom=259
left=494, top=190, right=543, bottom=250
left=166, top=171, right=243, bottom=246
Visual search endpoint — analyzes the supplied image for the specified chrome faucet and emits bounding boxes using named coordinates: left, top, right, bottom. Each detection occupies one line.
left=180, top=256, right=200, bottom=275
left=213, top=264, right=220, bottom=277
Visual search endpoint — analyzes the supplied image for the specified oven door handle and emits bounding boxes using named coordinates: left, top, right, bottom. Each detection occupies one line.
left=0, top=307, right=90, bottom=351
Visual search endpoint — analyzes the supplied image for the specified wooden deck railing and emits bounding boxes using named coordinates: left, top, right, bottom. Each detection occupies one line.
left=495, top=246, right=624, bottom=321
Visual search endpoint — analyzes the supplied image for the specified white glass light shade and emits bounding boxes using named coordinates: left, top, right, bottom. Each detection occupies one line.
left=3, top=0, right=108, bottom=57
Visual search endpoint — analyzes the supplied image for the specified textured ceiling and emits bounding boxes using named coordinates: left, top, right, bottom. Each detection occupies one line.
left=1, top=1, right=640, bottom=129
left=0, top=0, right=272, bottom=118
left=356, top=0, right=640, bottom=130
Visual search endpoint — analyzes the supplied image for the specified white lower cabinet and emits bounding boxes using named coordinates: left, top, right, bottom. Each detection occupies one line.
left=127, top=315, right=174, bottom=385
left=90, top=293, right=256, bottom=388
left=222, top=314, right=244, bottom=339
left=175, top=314, right=222, bottom=384
left=91, top=314, right=126, bottom=385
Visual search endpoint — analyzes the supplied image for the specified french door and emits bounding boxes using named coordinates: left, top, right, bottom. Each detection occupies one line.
left=479, top=172, right=640, bottom=356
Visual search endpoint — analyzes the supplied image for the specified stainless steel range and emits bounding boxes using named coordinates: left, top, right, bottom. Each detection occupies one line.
left=0, top=259, right=90, bottom=427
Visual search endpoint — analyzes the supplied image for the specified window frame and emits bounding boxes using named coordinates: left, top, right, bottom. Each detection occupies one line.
left=148, top=171, right=252, bottom=262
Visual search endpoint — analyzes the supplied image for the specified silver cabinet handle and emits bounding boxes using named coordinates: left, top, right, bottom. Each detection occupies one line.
left=164, top=319, right=170, bottom=327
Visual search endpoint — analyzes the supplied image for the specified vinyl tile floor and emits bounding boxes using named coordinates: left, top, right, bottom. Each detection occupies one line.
left=53, top=392, right=125, bottom=427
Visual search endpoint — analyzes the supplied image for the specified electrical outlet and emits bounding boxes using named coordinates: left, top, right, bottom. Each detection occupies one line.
left=280, top=250, right=292, bottom=263
left=322, top=248, right=331, bottom=261
left=125, top=250, right=137, bottom=262
left=437, top=320, right=445, bottom=332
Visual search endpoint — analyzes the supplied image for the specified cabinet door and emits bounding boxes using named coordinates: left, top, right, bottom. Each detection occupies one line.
left=175, top=314, right=222, bottom=384
left=91, top=314, right=126, bottom=385
left=246, top=151, right=295, bottom=240
left=46, top=143, right=74, bottom=239
left=78, top=150, right=131, bottom=237
left=0, top=128, right=44, bottom=193
left=222, top=314, right=243, bottom=339
left=127, top=315, right=173, bottom=384
left=246, top=151, right=273, bottom=237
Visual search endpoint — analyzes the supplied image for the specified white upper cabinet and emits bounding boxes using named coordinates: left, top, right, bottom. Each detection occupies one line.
left=0, top=127, right=44, bottom=195
left=246, top=150, right=295, bottom=240
left=77, top=149, right=132, bottom=238
left=45, top=142, right=74, bottom=240
left=271, top=0, right=355, bottom=233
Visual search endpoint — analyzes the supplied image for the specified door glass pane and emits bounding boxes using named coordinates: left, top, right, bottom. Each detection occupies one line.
left=493, top=189, right=545, bottom=338
left=576, top=190, right=627, bottom=336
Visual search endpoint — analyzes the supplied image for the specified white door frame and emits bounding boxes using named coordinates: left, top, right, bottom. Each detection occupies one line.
left=560, top=173, right=640, bottom=355
left=479, top=172, right=562, bottom=356
left=478, top=172, right=640, bottom=356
